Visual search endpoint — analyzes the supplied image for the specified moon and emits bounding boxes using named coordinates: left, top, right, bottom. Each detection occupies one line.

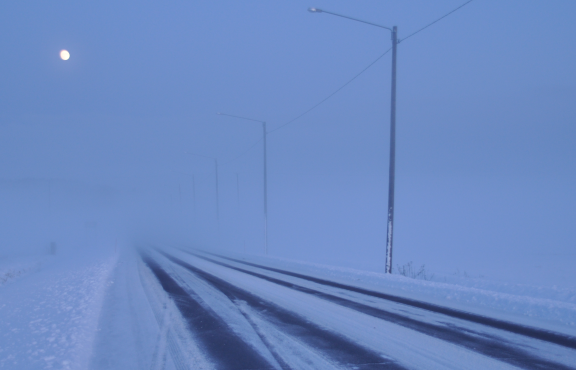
left=60, top=50, right=70, bottom=60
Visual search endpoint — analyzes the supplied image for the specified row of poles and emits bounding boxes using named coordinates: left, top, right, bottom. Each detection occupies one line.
left=196, top=8, right=398, bottom=273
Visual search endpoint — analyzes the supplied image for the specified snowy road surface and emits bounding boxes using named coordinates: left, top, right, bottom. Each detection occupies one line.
left=2, top=247, right=576, bottom=369
left=128, top=248, right=576, bottom=370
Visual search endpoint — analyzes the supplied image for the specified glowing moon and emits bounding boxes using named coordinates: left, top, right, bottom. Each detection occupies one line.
left=60, top=50, right=70, bottom=60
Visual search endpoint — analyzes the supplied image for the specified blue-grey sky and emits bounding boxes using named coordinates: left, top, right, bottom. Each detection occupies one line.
left=1, top=1, right=575, bottom=285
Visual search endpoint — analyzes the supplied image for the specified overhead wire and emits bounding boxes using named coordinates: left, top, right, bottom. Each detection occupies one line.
left=269, top=0, right=475, bottom=135
left=400, top=0, right=474, bottom=43
left=217, top=0, right=475, bottom=166
left=217, top=49, right=391, bottom=167
left=220, top=138, right=263, bottom=166
left=267, top=48, right=392, bottom=134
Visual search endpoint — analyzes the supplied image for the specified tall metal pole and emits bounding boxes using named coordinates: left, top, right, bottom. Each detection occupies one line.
left=308, top=8, right=398, bottom=273
left=263, top=122, right=268, bottom=254
left=178, top=183, right=182, bottom=216
left=216, top=113, right=269, bottom=254
left=385, top=26, right=398, bottom=274
left=215, top=159, right=220, bottom=238
left=236, top=173, right=240, bottom=207
left=192, top=174, right=196, bottom=217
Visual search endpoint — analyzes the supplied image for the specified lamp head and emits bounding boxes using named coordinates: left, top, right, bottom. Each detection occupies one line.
left=308, top=7, right=322, bottom=13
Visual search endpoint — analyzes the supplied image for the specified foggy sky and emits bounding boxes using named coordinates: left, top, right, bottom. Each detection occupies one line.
left=1, top=1, right=575, bottom=285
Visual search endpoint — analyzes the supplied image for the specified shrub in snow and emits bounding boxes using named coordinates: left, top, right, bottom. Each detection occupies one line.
left=396, top=261, right=433, bottom=281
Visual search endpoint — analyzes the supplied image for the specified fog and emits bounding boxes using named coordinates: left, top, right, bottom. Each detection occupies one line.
left=1, top=1, right=575, bottom=286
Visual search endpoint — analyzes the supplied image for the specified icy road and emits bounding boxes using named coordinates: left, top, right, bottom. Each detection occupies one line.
left=118, top=248, right=576, bottom=370
left=2, top=247, right=576, bottom=370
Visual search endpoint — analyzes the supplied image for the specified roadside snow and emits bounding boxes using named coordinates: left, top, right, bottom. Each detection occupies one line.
left=0, top=252, right=117, bottom=370
left=198, top=248, right=576, bottom=337
left=88, top=250, right=167, bottom=370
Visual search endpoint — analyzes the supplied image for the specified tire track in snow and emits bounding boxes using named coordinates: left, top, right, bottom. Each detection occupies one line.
left=141, top=253, right=275, bottom=370
left=159, top=251, right=408, bottom=370
left=199, top=250, right=576, bottom=350
left=180, top=250, right=576, bottom=370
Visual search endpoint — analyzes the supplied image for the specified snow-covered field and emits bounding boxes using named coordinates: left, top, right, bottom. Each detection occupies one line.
left=1, top=245, right=576, bottom=369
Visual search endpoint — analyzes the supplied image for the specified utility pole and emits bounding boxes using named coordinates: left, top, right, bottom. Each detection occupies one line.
left=236, top=173, right=240, bottom=207
left=308, top=8, right=398, bottom=273
left=215, top=159, right=220, bottom=235
left=217, top=113, right=269, bottom=255
left=192, top=174, right=196, bottom=217
left=385, top=26, right=398, bottom=274
left=236, top=172, right=244, bottom=252
left=179, top=183, right=182, bottom=217
left=262, top=121, right=268, bottom=254
left=184, top=153, right=220, bottom=245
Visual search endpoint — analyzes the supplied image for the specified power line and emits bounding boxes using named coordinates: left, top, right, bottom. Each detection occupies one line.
left=220, top=138, right=263, bottom=166
left=268, top=48, right=392, bottom=135
left=218, top=0, right=475, bottom=166
left=217, top=49, right=391, bottom=166
left=218, top=48, right=390, bottom=166
left=217, top=48, right=391, bottom=166
left=400, top=0, right=475, bottom=43
left=268, top=0, right=475, bottom=134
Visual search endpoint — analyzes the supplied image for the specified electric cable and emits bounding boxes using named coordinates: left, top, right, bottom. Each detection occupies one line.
left=217, top=0, right=475, bottom=166
left=268, top=48, right=392, bottom=134
left=400, top=0, right=474, bottom=43
left=220, top=138, right=263, bottom=166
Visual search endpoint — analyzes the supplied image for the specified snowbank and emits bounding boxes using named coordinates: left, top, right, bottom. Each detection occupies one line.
left=203, top=248, right=576, bottom=337
left=0, top=252, right=117, bottom=370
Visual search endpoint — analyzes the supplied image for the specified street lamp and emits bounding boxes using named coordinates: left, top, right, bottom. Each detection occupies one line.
left=309, top=7, right=398, bottom=274
left=217, top=113, right=269, bottom=255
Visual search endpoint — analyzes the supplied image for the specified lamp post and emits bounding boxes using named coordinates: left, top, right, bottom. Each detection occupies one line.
left=217, top=113, right=269, bottom=255
left=308, top=7, right=398, bottom=274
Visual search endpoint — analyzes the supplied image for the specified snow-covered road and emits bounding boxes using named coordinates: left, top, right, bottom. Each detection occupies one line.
left=2, top=247, right=574, bottom=369
left=135, top=247, right=576, bottom=370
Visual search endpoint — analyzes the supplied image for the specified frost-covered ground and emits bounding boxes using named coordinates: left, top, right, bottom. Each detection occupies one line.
left=1, top=245, right=576, bottom=369
left=213, top=249, right=576, bottom=337
left=0, top=254, right=54, bottom=287
left=0, top=251, right=117, bottom=369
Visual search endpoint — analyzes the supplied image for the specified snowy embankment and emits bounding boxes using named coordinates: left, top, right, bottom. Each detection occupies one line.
left=203, top=249, right=576, bottom=337
left=0, top=252, right=117, bottom=370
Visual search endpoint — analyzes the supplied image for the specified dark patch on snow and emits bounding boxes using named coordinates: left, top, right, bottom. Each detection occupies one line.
left=141, top=253, right=275, bottom=370
left=161, top=251, right=406, bottom=370
left=187, top=251, right=576, bottom=370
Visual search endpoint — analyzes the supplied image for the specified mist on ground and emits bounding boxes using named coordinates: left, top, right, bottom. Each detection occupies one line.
left=1, top=0, right=575, bottom=287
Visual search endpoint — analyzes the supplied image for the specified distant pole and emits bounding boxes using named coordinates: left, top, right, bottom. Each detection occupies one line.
left=236, top=173, right=240, bottom=207
left=216, top=113, right=269, bottom=255
left=385, top=26, right=398, bottom=274
left=236, top=172, right=243, bottom=251
left=192, top=175, right=196, bottom=217
left=183, top=152, right=219, bottom=243
left=215, top=159, right=220, bottom=235
left=263, top=122, right=268, bottom=255
left=48, top=180, right=52, bottom=214
left=179, top=183, right=182, bottom=216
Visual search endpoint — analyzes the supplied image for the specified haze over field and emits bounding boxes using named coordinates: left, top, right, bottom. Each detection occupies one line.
left=1, top=0, right=575, bottom=287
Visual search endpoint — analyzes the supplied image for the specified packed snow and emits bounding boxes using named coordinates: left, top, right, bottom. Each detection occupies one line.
left=0, top=251, right=116, bottom=369
left=1, top=244, right=575, bottom=369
